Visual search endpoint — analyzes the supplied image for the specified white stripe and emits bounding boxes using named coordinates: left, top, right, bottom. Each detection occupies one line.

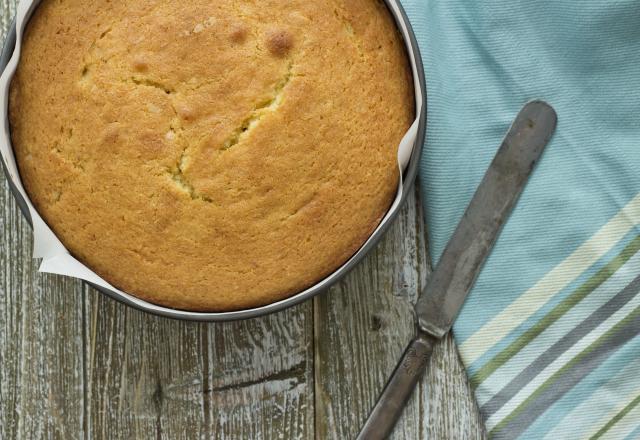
left=476, top=249, right=640, bottom=407
left=461, top=192, right=640, bottom=366
left=543, top=357, right=640, bottom=439
left=601, top=399, right=640, bottom=440
left=485, top=297, right=640, bottom=430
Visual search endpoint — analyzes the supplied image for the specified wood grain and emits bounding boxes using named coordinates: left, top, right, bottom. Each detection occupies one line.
left=1, top=183, right=86, bottom=439
left=0, top=1, right=485, bottom=438
left=83, top=295, right=313, bottom=439
left=314, top=187, right=486, bottom=440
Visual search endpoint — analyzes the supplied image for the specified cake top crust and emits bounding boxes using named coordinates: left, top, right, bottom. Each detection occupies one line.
left=9, top=0, right=414, bottom=311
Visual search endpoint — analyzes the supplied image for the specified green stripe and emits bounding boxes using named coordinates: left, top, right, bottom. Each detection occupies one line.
left=470, top=234, right=640, bottom=389
left=590, top=394, right=640, bottom=440
left=490, top=305, right=640, bottom=436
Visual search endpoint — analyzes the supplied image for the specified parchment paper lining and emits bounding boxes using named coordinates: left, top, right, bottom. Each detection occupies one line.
left=0, top=0, right=423, bottom=311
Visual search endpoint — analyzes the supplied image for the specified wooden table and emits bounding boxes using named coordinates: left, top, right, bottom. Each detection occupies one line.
left=0, top=3, right=485, bottom=437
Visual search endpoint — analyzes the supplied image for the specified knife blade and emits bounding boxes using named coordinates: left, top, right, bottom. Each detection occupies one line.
left=356, top=101, right=557, bottom=440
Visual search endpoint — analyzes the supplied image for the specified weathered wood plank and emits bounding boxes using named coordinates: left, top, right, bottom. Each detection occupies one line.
left=83, top=296, right=208, bottom=439
left=314, top=186, right=427, bottom=440
left=0, top=214, right=314, bottom=440
left=0, top=6, right=19, bottom=436
left=1, top=164, right=86, bottom=439
left=83, top=281, right=314, bottom=440
left=1, top=6, right=88, bottom=438
left=202, top=303, right=314, bottom=439
left=314, top=186, right=486, bottom=439
left=424, top=334, right=487, bottom=439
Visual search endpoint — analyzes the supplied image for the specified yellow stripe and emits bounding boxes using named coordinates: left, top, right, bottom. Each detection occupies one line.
left=460, top=192, right=640, bottom=365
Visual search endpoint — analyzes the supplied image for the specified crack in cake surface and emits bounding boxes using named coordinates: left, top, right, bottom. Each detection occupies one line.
left=222, top=63, right=293, bottom=150
left=75, top=26, right=296, bottom=207
left=130, top=76, right=175, bottom=94
left=168, top=150, right=214, bottom=203
left=164, top=63, right=294, bottom=201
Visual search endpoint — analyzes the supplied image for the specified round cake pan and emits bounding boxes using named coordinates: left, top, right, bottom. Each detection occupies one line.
left=0, top=0, right=426, bottom=322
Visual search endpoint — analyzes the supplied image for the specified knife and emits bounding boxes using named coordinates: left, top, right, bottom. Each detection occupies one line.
left=356, top=100, right=558, bottom=439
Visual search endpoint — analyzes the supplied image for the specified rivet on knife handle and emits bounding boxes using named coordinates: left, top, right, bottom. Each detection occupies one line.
left=356, top=332, right=436, bottom=440
left=356, top=101, right=558, bottom=439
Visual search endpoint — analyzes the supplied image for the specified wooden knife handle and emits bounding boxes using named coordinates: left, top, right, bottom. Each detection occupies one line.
left=356, top=332, right=436, bottom=440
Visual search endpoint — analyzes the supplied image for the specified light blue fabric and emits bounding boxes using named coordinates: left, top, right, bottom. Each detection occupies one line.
left=401, top=0, right=640, bottom=438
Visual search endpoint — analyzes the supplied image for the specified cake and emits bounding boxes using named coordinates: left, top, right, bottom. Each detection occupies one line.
left=9, top=0, right=414, bottom=311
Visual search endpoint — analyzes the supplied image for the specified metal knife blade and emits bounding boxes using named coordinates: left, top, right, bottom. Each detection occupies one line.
left=415, top=100, right=557, bottom=338
left=356, top=101, right=557, bottom=440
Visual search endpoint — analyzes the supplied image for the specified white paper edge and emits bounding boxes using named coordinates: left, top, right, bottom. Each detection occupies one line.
left=0, top=0, right=423, bottom=309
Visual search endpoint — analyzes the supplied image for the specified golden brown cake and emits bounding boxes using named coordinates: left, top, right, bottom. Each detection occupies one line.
left=9, top=0, right=414, bottom=311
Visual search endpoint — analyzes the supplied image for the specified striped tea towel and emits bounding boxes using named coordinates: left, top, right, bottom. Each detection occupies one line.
left=403, top=0, right=640, bottom=438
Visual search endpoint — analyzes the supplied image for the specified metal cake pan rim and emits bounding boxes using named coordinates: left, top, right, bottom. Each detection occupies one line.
left=0, top=0, right=427, bottom=322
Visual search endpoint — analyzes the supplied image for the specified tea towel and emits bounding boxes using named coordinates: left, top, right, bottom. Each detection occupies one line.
left=404, top=0, right=640, bottom=438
